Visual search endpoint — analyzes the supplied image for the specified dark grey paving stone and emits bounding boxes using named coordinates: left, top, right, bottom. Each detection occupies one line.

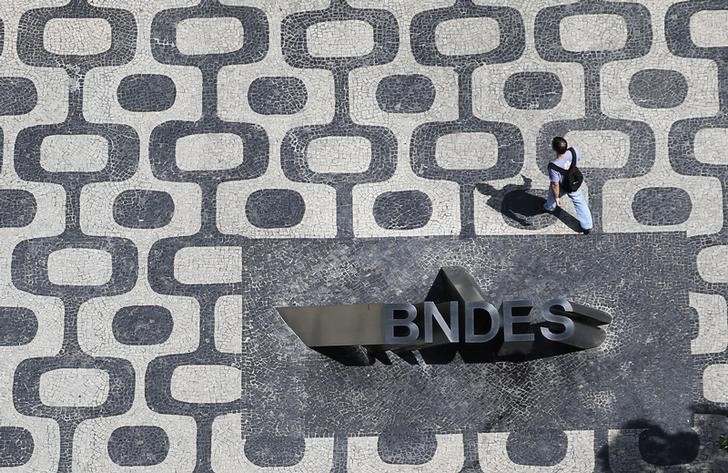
left=0, top=307, right=37, bottom=346
left=376, top=74, right=435, bottom=113
left=504, top=72, right=562, bottom=110
left=7, top=1, right=728, bottom=472
left=243, top=435, right=305, bottom=467
left=108, top=425, right=169, bottom=466
left=117, top=74, right=176, bottom=112
left=373, top=190, right=432, bottom=230
left=112, top=305, right=173, bottom=346
left=0, top=426, right=33, bottom=467
left=0, top=77, right=37, bottom=115
left=0, top=189, right=36, bottom=227
left=629, top=69, right=688, bottom=109
left=113, top=189, right=175, bottom=229
left=377, top=430, right=436, bottom=464
left=506, top=429, right=568, bottom=466
left=246, top=189, right=305, bottom=228
left=248, top=77, right=307, bottom=115
left=632, top=187, right=691, bottom=226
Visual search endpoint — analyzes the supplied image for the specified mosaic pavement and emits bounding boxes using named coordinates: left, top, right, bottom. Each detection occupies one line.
left=2, top=0, right=728, bottom=471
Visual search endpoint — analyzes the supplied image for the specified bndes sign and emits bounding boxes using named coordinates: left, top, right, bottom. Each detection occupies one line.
left=381, top=298, right=598, bottom=345
left=277, top=267, right=611, bottom=354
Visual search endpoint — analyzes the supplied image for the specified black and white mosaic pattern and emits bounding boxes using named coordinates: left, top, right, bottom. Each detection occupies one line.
left=1, top=0, right=728, bottom=471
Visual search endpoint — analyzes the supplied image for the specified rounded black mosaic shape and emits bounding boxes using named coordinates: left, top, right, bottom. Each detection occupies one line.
left=243, top=435, right=305, bottom=467
left=108, top=425, right=169, bottom=467
left=638, top=427, right=699, bottom=466
left=246, top=189, right=305, bottom=229
left=248, top=77, right=307, bottom=115
left=0, top=77, right=37, bottom=115
left=113, top=189, right=175, bottom=229
left=17, top=3, right=136, bottom=72
left=629, top=69, right=688, bottom=109
left=376, top=74, right=435, bottom=113
left=0, top=189, right=36, bottom=227
left=113, top=305, right=174, bottom=345
left=13, top=355, right=135, bottom=421
left=117, top=74, right=176, bottom=112
left=378, top=430, right=436, bottom=464
left=411, top=3, right=525, bottom=68
left=632, top=187, right=691, bottom=226
left=373, top=191, right=432, bottom=230
left=282, top=3, right=399, bottom=71
left=15, top=123, right=140, bottom=186
left=0, top=426, right=33, bottom=467
left=12, top=235, right=138, bottom=300
left=149, top=120, right=268, bottom=183
left=504, top=72, right=562, bottom=110
left=666, top=1, right=728, bottom=62
left=151, top=3, right=268, bottom=68
left=411, top=123, right=524, bottom=185
left=0, top=307, right=37, bottom=346
left=506, top=429, right=568, bottom=466
left=535, top=1, right=652, bottom=66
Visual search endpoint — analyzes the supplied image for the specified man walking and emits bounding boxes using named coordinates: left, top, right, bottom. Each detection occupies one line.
left=544, top=137, right=593, bottom=234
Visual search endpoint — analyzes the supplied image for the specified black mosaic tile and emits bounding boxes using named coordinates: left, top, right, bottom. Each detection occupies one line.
left=373, top=190, right=432, bottom=230
left=629, top=69, right=688, bottom=109
left=248, top=76, right=307, bottom=115
left=246, top=188, right=305, bottom=229
left=0, top=77, right=37, bottom=115
left=377, top=430, right=437, bottom=464
left=113, top=189, right=175, bottom=229
left=506, top=429, right=568, bottom=466
left=376, top=74, right=435, bottom=113
left=632, top=187, right=691, bottom=226
left=117, top=74, right=176, bottom=112
left=0, top=426, right=33, bottom=467
left=243, top=434, right=305, bottom=467
left=0, top=189, right=36, bottom=227
left=112, top=305, right=173, bottom=346
left=108, top=425, right=169, bottom=466
left=504, top=72, right=562, bottom=110
left=0, top=307, right=37, bottom=346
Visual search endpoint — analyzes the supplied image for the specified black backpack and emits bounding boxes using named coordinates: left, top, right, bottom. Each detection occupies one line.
left=548, top=148, right=583, bottom=193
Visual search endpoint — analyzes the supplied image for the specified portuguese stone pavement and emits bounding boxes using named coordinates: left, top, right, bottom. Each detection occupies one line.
left=1, top=0, right=728, bottom=471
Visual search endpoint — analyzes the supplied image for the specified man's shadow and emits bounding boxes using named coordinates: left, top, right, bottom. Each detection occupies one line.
left=596, top=418, right=706, bottom=471
left=476, top=175, right=581, bottom=232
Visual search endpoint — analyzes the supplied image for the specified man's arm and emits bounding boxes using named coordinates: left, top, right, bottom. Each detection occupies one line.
left=551, top=181, right=561, bottom=207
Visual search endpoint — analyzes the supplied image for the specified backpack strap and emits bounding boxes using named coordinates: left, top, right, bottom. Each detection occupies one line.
left=567, top=148, right=577, bottom=169
left=548, top=148, right=576, bottom=174
left=548, top=162, right=568, bottom=175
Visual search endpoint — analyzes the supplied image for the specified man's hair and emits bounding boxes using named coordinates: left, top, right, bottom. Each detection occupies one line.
left=552, top=137, right=568, bottom=154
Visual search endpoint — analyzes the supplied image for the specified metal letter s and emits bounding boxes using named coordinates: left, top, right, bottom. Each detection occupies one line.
left=540, top=298, right=576, bottom=342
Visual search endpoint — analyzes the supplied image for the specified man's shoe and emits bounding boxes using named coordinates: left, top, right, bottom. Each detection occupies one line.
left=582, top=228, right=592, bottom=235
